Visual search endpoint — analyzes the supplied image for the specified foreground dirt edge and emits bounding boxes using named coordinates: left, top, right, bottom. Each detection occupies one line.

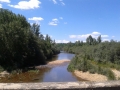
left=1, top=81, right=120, bottom=89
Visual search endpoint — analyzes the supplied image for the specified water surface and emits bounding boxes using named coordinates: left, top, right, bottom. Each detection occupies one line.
left=0, top=52, right=85, bottom=82
left=36, top=52, right=84, bottom=82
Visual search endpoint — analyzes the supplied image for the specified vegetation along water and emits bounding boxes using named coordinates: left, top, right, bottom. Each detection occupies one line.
left=0, top=8, right=120, bottom=82
left=57, top=36, right=120, bottom=80
left=0, top=8, right=59, bottom=72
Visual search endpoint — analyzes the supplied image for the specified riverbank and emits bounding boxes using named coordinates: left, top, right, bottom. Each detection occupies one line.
left=36, top=59, right=108, bottom=81
left=1, top=58, right=120, bottom=82
left=73, top=69, right=120, bottom=82
left=112, top=69, right=120, bottom=80
left=0, top=59, right=71, bottom=82
left=74, top=70, right=107, bottom=82
left=47, top=59, right=70, bottom=65
left=36, top=59, right=70, bottom=68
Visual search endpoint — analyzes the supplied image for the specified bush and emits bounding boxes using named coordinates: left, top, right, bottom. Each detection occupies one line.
left=68, top=55, right=116, bottom=80
left=106, top=70, right=116, bottom=80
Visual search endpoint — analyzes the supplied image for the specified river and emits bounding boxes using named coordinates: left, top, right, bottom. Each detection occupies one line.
left=36, top=52, right=84, bottom=82
left=0, top=52, right=85, bottom=82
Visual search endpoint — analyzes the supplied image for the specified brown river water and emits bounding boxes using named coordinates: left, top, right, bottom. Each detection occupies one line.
left=0, top=52, right=85, bottom=82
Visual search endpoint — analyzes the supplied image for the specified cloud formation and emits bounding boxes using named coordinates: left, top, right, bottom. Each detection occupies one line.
left=43, top=35, right=53, bottom=38
left=0, top=0, right=10, bottom=7
left=69, top=31, right=109, bottom=39
left=51, top=0, right=65, bottom=6
left=8, top=0, right=41, bottom=10
left=49, top=18, right=58, bottom=26
left=28, top=17, right=44, bottom=21
left=52, top=0, right=57, bottom=4
left=0, top=0, right=10, bottom=3
left=55, top=40, right=69, bottom=43
left=0, top=4, right=2, bottom=8
left=102, top=39, right=110, bottom=42
left=59, top=0, right=65, bottom=5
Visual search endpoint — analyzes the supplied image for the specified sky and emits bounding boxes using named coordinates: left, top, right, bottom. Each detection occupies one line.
left=0, top=0, right=120, bottom=43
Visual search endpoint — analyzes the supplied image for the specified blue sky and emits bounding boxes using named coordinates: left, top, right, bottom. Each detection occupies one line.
left=0, top=0, right=120, bottom=43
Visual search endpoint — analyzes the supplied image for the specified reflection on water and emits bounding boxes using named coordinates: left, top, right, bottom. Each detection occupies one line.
left=0, top=52, right=85, bottom=82
left=41, top=64, right=79, bottom=82
left=57, top=52, right=75, bottom=60
left=37, top=52, right=83, bottom=82
left=48, top=52, right=75, bottom=61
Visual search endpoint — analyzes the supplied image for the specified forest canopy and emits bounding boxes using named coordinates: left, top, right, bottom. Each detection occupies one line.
left=0, top=8, right=59, bottom=71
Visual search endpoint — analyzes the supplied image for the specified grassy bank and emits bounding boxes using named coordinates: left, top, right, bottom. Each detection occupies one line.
left=68, top=55, right=116, bottom=80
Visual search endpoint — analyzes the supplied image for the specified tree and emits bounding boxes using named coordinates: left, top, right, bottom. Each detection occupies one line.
left=31, top=23, right=40, bottom=37
left=0, top=8, right=60, bottom=71
left=86, top=35, right=93, bottom=45
left=97, top=35, right=101, bottom=43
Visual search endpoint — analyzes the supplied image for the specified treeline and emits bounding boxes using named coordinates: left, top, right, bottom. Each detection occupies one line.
left=56, top=35, right=102, bottom=53
left=57, top=35, right=120, bottom=80
left=0, top=9, right=59, bottom=71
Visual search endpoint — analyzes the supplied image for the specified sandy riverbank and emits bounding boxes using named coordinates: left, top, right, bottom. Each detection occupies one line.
left=37, top=60, right=120, bottom=81
left=1, top=59, right=120, bottom=82
left=74, top=70, right=108, bottom=82
left=47, top=59, right=70, bottom=65
left=112, top=69, right=120, bottom=80
left=35, top=59, right=70, bottom=68
left=73, top=69, right=120, bottom=81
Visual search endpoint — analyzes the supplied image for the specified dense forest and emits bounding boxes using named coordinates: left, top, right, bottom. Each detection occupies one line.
left=57, top=35, right=120, bottom=80
left=0, top=9, right=59, bottom=71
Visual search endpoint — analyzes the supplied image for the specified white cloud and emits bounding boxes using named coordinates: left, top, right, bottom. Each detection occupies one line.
left=69, top=31, right=109, bottom=41
left=49, top=22, right=57, bottom=26
left=92, top=32, right=101, bottom=35
left=55, top=40, right=69, bottom=43
left=8, top=0, right=41, bottom=10
left=52, top=18, right=58, bottom=21
left=28, top=17, right=44, bottom=21
left=51, top=0, right=65, bottom=5
left=0, top=4, right=2, bottom=8
left=59, top=0, right=65, bottom=5
left=69, top=35, right=76, bottom=38
left=102, top=39, right=110, bottom=42
left=59, top=17, right=63, bottom=20
left=61, top=2, right=65, bottom=5
left=0, top=0, right=10, bottom=3
left=69, top=34, right=90, bottom=39
left=49, top=18, right=58, bottom=26
left=101, top=35, right=109, bottom=38
left=52, top=0, right=57, bottom=4
left=43, top=35, right=52, bottom=38
left=28, top=17, right=43, bottom=25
